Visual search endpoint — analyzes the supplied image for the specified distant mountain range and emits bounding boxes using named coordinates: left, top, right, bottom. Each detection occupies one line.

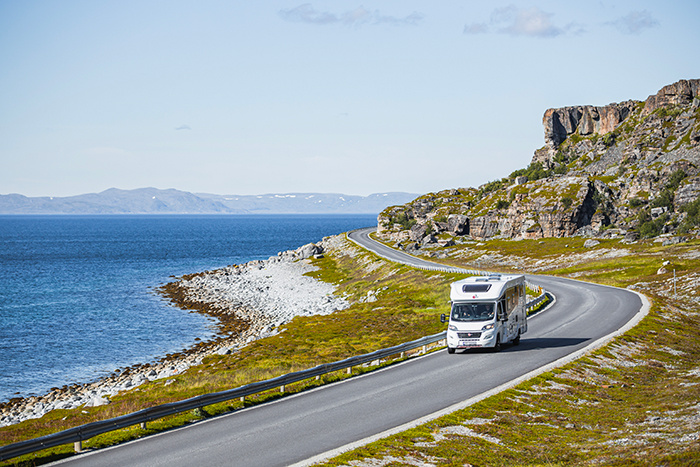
left=0, top=188, right=420, bottom=215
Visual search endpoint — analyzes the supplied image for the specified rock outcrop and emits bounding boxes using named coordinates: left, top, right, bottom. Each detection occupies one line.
left=644, top=79, right=700, bottom=114
left=532, top=79, right=700, bottom=169
left=533, top=101, right=639, bottom=167
left=378, top=79, right=700, bottom=244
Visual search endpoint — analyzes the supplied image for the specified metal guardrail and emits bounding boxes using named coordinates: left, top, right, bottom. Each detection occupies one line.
left=1, top=232, right=551, bottom=462
left=345, top=229, right=546, bottom=304
left=526, top=292, right=550, bottom=313
left=0, top=332, right=448, bottom=461
left=0, top=293, right=549, bottom=462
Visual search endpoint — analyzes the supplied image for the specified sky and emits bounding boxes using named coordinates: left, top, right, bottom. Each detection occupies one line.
left=1, top=1, right=699, bottom=198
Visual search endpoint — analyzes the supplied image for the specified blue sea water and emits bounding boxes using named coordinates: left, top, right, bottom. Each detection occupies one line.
left=0, top=214, right=375, bottom=403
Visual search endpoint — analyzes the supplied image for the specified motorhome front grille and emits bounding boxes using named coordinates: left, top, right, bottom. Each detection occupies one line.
left=457, top=332, right=481, bottom=339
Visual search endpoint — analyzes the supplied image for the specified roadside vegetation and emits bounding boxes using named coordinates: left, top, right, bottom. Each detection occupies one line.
left=0, top=237, right=456, bottom=466
left=318, top=235, right=700, bottom=466
left=2, top=233, right=699, bottom=466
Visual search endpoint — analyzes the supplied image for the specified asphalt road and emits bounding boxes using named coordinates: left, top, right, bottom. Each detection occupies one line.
left=53, top=227, right=645, bottom=467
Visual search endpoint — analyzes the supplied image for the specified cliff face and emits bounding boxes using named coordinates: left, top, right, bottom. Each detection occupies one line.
left=534, top=79, right=700, bottom=167
left=644, top=79, right=700, bottom=114
left=532, top=101, right=639, bottom=167
left=377, top=79, right=700, bottom=247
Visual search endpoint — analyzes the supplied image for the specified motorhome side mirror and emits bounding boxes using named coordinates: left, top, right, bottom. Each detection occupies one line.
left=440, top=313, right=448, bottom=323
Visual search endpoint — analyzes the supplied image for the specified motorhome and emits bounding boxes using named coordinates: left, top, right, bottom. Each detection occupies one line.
left=441, top=274, right=527, bottom=353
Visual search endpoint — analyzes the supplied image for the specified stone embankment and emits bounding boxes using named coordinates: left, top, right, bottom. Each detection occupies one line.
left=0, top=235, right=349, bottom=427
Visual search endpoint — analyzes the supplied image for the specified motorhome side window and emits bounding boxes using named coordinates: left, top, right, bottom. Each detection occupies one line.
left=506, top=287, right=518, bottom=313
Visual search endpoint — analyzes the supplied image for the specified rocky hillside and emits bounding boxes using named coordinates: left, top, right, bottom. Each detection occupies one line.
left=378, top=79, right=700, bottom=249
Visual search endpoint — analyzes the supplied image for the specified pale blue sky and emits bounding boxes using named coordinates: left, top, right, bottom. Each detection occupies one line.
left=1, top=1, right=698, bottom=197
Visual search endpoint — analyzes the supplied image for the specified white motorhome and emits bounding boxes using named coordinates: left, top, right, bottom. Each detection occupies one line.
left=441, top=274, right=527, bottom=353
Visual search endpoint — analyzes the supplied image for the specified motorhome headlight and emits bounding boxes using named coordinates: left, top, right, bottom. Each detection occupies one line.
left=481, top=323, right=494, bottom=331
left=448, top=325, right=458, bottom=331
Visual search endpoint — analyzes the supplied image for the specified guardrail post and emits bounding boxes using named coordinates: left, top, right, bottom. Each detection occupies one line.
left=422, top=345, right=427, bottom=354
left=140, top=422, right=147, bottom=429
left=346, top=367, right=352, bottom=375
left=240, top=396, right=245, bottom=403
left=400, top=351, right=405, bottom=359
left=280, top=385, right=285, bottom=393
left=74, top=441, right=82, bottom=453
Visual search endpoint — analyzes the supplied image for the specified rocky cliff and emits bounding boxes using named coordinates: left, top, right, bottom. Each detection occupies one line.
left=377, top=79, right=700, bottom=249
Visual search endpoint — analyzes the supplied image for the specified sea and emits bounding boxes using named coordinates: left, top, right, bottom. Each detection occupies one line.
left=0, top=214, right=375, bottom=403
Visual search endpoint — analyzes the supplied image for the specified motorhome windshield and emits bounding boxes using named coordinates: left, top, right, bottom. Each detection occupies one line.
left=451, top=302, right=495, bottom=322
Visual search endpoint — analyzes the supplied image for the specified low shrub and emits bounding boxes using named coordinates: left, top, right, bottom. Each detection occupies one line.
left=680, top=198, right=700, bottom=232
left=495, top=200, right=510, bottom=210
left=629, top=197, right=647, bottom=208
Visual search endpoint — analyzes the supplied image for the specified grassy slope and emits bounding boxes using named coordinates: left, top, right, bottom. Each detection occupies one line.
left=318, top=236, right=700, bottom=466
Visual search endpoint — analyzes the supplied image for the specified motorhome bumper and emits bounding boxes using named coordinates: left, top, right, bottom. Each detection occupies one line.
left=447, top=331, right=496, bottom=348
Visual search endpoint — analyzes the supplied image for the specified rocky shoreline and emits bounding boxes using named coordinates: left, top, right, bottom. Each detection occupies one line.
left=0, top=235, right=349, bottom=427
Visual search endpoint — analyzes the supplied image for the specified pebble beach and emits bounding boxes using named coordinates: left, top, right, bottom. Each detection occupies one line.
left=0, top=235, right=349, bottom=427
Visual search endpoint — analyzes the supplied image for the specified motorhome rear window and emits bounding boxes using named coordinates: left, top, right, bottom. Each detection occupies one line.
left=462, top=284, right=491, bottom=293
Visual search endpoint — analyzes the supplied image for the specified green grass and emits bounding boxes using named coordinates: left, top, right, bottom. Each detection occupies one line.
left=4, top=233, right=700, bottom=466
left=316, top=235, right=700, bottom=466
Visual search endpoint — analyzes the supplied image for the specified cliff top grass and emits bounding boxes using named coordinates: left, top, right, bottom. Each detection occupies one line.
left=318, top=235, right=700, bottom=466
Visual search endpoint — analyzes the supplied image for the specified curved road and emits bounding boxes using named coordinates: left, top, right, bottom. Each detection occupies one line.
left=54, top=227, right=646, bottom=467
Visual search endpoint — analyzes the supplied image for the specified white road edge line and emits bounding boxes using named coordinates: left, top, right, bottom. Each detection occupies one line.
left=290, top=288, right=650, bottom=467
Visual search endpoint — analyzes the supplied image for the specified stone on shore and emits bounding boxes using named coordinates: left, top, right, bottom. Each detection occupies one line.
left=84, top=396, right=110, bottom=408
